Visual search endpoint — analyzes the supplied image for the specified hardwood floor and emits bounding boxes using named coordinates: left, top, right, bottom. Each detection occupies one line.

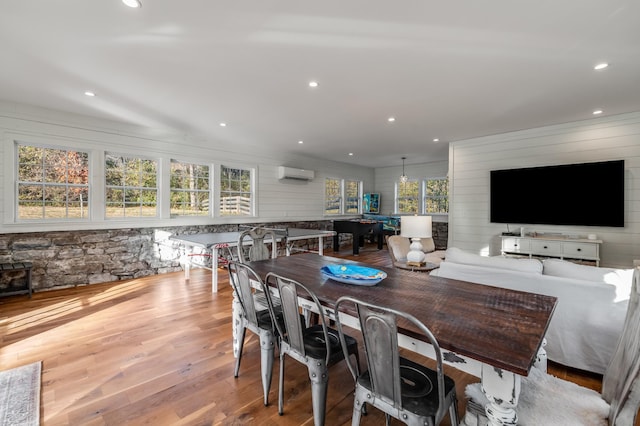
left=0, top=243, right=603, bottom=425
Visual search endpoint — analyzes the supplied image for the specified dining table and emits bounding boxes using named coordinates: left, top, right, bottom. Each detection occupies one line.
left=244, top=253, right=557, bottom=426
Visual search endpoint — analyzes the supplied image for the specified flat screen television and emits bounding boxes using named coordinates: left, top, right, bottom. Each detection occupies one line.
left=490, top=160, right=624, bottom=227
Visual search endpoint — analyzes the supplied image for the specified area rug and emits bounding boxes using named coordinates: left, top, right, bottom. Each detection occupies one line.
left=0, top=361, right=41, bottom=426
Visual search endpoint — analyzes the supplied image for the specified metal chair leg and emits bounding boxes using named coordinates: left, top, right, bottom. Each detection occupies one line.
left=259, top=330, right=275, bottom=406
left=278, top=353, right=285, bottom=415
left=234, top=327, right=246, bottom=378
left=309, top=363, right=329, bottom=426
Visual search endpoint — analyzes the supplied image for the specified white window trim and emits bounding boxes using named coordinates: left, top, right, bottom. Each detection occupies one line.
left=218, top=162, right=256, bottom=218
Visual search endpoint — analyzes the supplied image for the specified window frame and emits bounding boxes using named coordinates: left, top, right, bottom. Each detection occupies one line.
left=423, top=176, right=449, bottom=215
left=104, top=153, right=159, bottom=219
left=218, top=164, right=255, bottom=217
left=324, top=177, right=362, bottom=216
left=395, top=179, right=421, bottom=214
left=15, top=142, right=91, bottom=222
left=169, top=159, right=211, bottom=217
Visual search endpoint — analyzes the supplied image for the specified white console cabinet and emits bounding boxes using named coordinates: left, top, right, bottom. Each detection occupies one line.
left=501, top=235, right=602, bottom=266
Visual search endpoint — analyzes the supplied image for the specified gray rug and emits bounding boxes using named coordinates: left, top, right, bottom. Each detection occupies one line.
left=0, top=361, right=41, bottom=426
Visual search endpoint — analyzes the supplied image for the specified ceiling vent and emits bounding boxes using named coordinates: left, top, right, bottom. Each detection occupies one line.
left=277, top=166, right=315, bottom=181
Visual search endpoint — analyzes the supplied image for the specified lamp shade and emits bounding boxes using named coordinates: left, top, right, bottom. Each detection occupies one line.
left=401, top=215, right=432, bottom=238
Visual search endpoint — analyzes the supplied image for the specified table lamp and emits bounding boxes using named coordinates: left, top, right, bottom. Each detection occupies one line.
left=400, top=215, right=432, bottom=266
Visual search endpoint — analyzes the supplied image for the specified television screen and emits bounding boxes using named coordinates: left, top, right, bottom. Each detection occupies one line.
left=490, top=160, right=624, bottom=227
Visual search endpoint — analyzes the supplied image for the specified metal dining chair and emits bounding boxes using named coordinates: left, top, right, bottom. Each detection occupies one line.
left=227, top=261, right=281, bottom=406
left=264, top=272, right=361, bottom=426
left=237, top=227, right=278, bottom=263
left=334, top=296, right=459, bottom=426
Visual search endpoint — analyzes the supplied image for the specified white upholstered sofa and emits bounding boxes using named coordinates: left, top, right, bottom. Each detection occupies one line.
left=430, top=247, right=634, bottom=374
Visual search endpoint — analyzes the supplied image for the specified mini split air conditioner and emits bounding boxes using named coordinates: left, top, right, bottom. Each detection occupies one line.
left=277, top=166, right=315, bottom=181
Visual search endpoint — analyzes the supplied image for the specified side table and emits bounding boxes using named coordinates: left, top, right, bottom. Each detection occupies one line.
left=394, top=261, right=439, bottom=272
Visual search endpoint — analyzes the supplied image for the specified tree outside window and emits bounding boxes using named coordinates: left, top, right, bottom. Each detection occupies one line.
left=325, top=178, right=342, bottom=215
left=170, top=161, right=210, bottom=216
left=220, top=165, right=252, bottom=216
left=345, top=180, right=362, bottom=214
left=17, top=144, right=89, bottom=220
left=105, top=154, right=158, bottom=218
left=424, top=178, right=449, bottom=214
left=396, top=180, right=420, bottom=214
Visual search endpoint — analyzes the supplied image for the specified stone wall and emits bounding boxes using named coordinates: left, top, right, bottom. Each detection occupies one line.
left=0, top=219, right=448, bottom=294
left=0, top=221, right=332, bottom=293
left=432, top=221, right=448, bottom=250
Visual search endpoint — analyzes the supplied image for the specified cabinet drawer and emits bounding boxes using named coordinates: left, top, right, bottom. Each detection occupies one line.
left=530, top=240, right=562, bottom=256
left=563, top=242, right=598, bottom=259
left=502, top=237, right=530, bottom=253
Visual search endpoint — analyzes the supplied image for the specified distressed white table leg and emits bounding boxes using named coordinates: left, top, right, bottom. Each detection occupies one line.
left=184, top=246, right=192, bottom=281
left=318, top=236, right=324, bottom=256
left=481, top=364, right=521, bottom=426
left=211, top=247, right=219, bottom=293
left=534, top=338, right=548, bottom=372
left=231, top=287, right=242, bottom=358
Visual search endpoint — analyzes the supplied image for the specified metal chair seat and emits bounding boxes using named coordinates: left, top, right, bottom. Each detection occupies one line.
left=356, top=356, right=457, bottom=418
left=302, top=324, right=359, bottom=363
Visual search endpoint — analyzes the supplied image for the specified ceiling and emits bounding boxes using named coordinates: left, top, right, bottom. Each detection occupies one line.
left=1, top=1, right=639, bottom=168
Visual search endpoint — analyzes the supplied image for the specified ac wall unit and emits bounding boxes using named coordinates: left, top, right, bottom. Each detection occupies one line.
left=277, top=166, right=315, bottom=181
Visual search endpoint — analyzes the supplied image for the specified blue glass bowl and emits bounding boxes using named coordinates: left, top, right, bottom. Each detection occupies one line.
left=321, top=264, right=387, bottom=286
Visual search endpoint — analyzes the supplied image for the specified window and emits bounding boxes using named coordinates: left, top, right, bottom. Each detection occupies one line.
left=325, top=178, right=362, bottom=215
left=170, top=161, right=210, bottom=216
left=424, top=177, right=449, bottom=214
left=345, top=180, right=362, bottom=214
left=220, top=165, right=253, bottom=216
left=324, top=178, right=342, bottom=215
left=16, top=144, right=89, bottom=220
left=105, top=154, right=158, bottom=218
left=396, top=180, right=420, bottom=214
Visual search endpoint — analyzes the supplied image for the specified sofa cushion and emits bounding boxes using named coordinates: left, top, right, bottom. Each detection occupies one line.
left=543, top=259, right=634, bottom=286
left=444, top=247, right=543, bottom=274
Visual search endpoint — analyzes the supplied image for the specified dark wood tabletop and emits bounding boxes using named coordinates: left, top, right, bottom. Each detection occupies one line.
left=247, top=253, right=557, bottom=376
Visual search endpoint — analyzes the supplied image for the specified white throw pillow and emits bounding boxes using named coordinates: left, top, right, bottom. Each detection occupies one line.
left=543, top=259, right=634, bottom=286
left=444, top=247, right=543, bottom=274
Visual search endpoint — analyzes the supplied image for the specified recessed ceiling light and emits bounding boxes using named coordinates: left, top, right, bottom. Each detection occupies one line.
left=593, top=110, right=603, bottom=115
left=433, top=138, right=439, bottom=142
left=594, top=63, right=609, bottom=70
left=122, top=0, right=142, bottom=8
left=388, top=117, right=395, bottom=122
left=308, top=81, right=318, bottom=88
left=298, top=140, right=304, bottom=144
left=84, top=91, right=96, bottom=97
left=219, top=122, right=227, bottom=127
left=348, top=153, right=354, bottom=156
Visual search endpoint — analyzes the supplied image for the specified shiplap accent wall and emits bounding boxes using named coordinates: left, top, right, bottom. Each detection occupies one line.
left=374, top=160, right=449, bottom=221
left=448, top=111, right=640, bottom=268
left=0, top=102, right=374, bottom=234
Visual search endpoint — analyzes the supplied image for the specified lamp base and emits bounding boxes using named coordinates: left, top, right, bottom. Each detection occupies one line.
left=406, top=260, right=427, bottom=267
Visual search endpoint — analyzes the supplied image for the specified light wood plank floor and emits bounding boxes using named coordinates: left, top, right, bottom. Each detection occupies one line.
left=0, top=243, right=603, bottom=425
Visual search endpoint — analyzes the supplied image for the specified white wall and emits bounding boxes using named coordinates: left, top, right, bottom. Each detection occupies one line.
left=0, top=101, right=374, bottom=233
left=448, top=111, right=640, bottom=268
left=374, top=160, right=449, bottom=221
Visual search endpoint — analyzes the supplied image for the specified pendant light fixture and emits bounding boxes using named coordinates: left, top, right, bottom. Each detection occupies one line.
left=400, top=157, right=408, bottom=183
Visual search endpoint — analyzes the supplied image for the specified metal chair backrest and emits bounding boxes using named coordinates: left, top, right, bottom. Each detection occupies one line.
left=265, top=272, right=331, bottom=365
left=228, top=261, right=268, bottom=327
left=335, top=296, right=449, bottom=421
left=603, top=267, right=640, bottom=425
left=237, top=227, right=277, bottom=263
